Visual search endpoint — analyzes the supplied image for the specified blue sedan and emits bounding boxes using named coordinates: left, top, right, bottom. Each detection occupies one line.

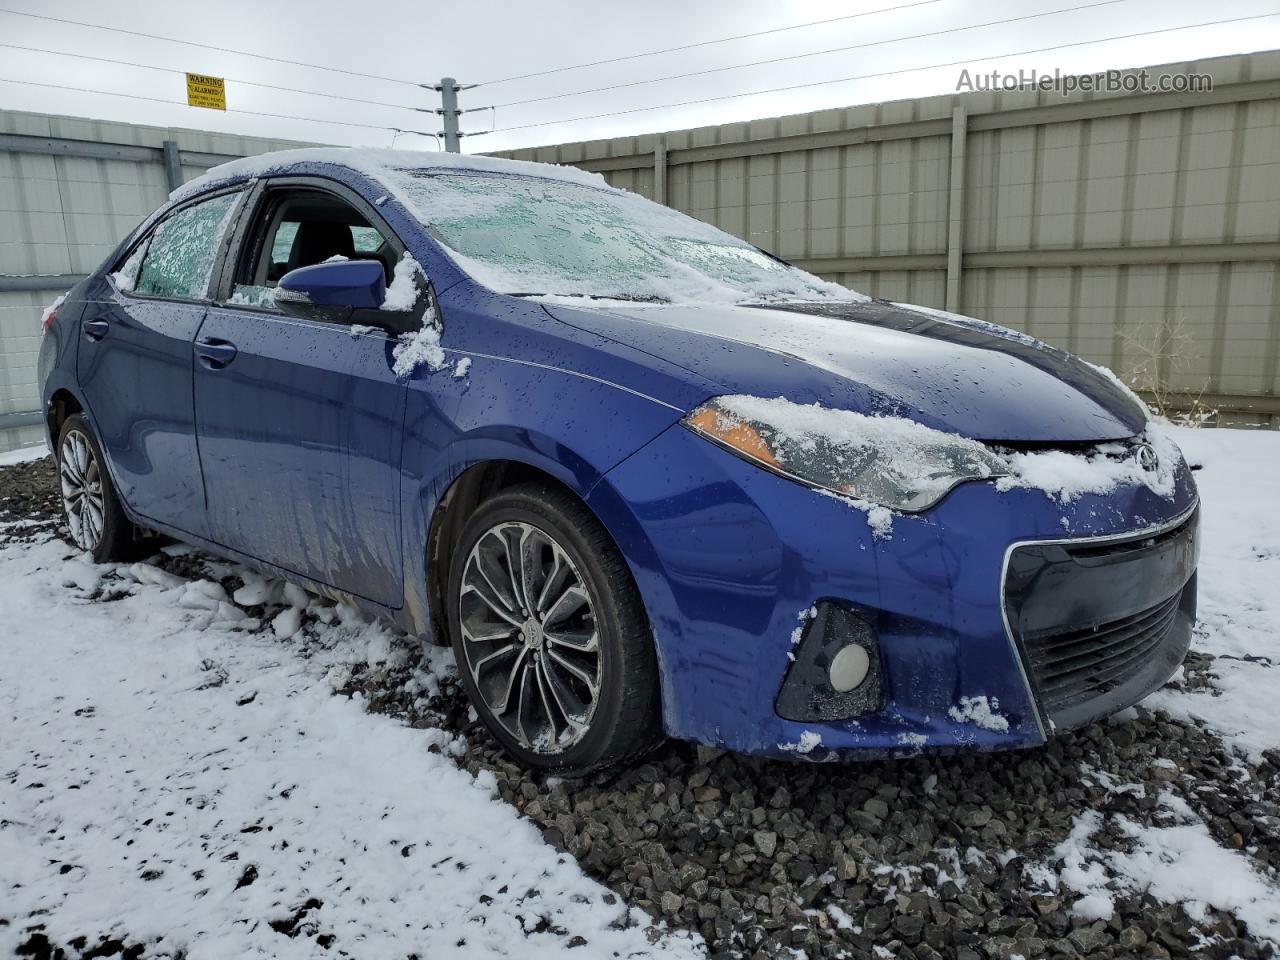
left=38, top=149, right=1199, bottom=772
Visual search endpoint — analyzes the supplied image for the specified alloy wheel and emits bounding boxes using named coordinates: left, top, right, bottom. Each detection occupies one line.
left=59, top=429, right=105, bottom=551
left=458, top=521, right=602, bottom=753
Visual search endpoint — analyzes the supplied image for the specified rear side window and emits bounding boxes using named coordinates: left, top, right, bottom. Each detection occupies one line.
left=134, top=192, right=241, bottom=300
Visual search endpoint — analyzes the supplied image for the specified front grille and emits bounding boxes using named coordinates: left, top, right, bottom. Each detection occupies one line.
left=1022, top=590, right=1182, bottom=716
left=1003, top=509, right=1198, bottom=731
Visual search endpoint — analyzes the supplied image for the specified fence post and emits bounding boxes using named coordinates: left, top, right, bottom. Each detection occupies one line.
left=945, top=106, right=967, bottom=313
left=654, top=138, right=667, bottom=206
left=162, top=140, right=183, bottom=192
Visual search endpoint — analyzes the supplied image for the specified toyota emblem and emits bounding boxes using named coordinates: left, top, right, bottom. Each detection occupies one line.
left=1134, top=442, right=1160, bottom=472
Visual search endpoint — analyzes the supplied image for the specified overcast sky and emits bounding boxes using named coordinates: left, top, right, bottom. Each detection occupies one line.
left=1, top=0, right=1277, bottom=154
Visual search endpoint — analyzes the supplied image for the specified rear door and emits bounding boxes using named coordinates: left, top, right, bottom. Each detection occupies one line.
left=193, top=179, right=409, bottom=608
left=77, top=188, right=245, bottom=537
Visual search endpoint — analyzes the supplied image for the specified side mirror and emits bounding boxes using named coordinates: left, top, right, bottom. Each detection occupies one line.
left=276, top=260, right=386, bottom=319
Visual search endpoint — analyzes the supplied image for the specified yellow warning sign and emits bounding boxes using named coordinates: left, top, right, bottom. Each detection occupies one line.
left=186, top=73, right=226, bottom=111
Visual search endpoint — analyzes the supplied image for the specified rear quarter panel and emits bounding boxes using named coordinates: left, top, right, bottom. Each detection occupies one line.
left=38, top=278, right=93, bottom=446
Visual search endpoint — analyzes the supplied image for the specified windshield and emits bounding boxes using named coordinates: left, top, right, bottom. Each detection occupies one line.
left=386, top=169, right=862, bottom=304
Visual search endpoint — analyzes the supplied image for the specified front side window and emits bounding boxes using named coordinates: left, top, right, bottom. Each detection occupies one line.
left=386, top=169, right=854, bottom=304
left=134, top=192, right=241, bottom=299
left=229, top=190, right=397, bottom=308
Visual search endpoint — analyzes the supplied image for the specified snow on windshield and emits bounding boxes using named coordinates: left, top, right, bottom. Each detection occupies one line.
left=386, top=170, right=856, bottom=304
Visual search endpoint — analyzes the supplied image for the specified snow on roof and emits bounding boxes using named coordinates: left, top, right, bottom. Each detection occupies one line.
left=171, top=147, right=610, bottom=203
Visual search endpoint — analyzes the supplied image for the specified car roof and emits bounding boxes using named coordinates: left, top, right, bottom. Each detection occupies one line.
left=170, top=147, right=610, bottom=206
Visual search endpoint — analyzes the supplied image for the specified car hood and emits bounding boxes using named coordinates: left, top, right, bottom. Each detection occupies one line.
left=539, top=298, right=1146, bottom=442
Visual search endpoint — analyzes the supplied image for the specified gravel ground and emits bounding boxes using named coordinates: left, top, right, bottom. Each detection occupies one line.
left=3, top=455, right=1277, bottom=960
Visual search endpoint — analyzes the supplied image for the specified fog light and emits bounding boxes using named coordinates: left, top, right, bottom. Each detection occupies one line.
left=775, top=601, right=883, bottom=722
left=828, top=643, right=870, bottom=692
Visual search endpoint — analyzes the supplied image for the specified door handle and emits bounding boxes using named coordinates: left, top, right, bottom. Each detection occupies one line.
left=195, top=337, right=238, bottom=369
left=82, top=318, right=110, bottom=340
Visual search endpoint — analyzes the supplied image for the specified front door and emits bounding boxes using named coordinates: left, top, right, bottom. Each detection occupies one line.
left=77, top=188, right=245, bottom=537
left=193, top=183, right=408, bottom=608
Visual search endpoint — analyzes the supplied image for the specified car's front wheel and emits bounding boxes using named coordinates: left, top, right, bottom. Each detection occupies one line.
left=57, top=413, right=139, bottom=563
left=446, top=484, right=661, bottom=773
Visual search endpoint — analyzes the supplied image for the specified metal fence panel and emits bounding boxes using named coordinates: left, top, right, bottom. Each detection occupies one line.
left=0, top=108, right=312, bottom=452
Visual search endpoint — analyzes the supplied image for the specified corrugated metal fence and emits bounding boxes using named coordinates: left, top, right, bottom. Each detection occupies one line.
left=4, top=49, right=1279, bottom=455
left=493, top=49, right=1280, bottom=429
left=0, top=109, right=310, bottom=453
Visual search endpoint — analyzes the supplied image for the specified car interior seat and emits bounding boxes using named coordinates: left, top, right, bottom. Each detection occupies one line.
left=286, top=221, right=357, bottom=274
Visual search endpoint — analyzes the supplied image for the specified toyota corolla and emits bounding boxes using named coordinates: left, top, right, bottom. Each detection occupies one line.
left=38, top=149, right=1199, bottom=772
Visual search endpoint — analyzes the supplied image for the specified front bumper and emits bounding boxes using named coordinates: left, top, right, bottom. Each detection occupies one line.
left=589, top=422, right=1200, bottom=759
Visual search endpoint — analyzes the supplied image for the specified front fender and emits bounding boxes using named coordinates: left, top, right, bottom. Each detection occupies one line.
left=395, top=348, right=695, bottom=639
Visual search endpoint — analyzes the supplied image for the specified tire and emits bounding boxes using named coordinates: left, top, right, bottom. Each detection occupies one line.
left=446, top=483, right=661, bottom=773
left=56, top=413, right=139, bottom=563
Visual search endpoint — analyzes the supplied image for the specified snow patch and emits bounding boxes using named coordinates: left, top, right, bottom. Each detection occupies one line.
left=995, top=424, right=1182, bottom=504
left=788, top=605, right=818, bottom=653
left=227, top=284, right=276, bottom=307
left=39, top=292, right=67, bottom=330
left=110, top=246, right=145, bottom=292
left=1045, top=797, right=1280, bottom=942
left=388, top=256, right=446, bottom=379
left=1052, top=810, right=1115, bottom=919
left=1144, top=657, right=1277, bottom=764
left=947, top=695, right=1010, bottom=733
left=452, top=356, right=472, bottom=379
left=778, top=730, right=823, bottom=754
left=271, top=605, right=302, bottom=639
left=0, top=443, right=48, bottom=466
left=382, top=251, right=426, bottom=312
left=826, top=903, right=858, bottom=931
left=392, top=328, right=444, bottom=379
left=857, top=501, right=895, bottom=541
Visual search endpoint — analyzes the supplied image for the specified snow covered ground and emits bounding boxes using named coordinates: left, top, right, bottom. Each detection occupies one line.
left=1, top=424, right=1278, bottom=958
left=0, top=441, right=49, bottom=466
left=0, top=531, right=701, bottom=957
left=1143, top=426, right=1280, bottom=763
left=1023, top=425, right=1280, bottom=946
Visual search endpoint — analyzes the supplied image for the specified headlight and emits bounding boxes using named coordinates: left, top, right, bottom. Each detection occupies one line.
left=683, top=395, right=1008, bottom=512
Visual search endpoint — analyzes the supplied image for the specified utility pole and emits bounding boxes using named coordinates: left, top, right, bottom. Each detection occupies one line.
left=426, top=77, right=478, bottom=153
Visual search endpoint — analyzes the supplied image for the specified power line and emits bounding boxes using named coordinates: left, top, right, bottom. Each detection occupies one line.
left=484, top=0, right=1128, bottom=111
left=475, top=0, right=945, bottom=86
left=0, top=5, right=422, bottom=87
left=0, top=42, right=422, bottom=112
left=0, top=76, right=434, bottom=135
left=486, top=11, right=1278, bottom=136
